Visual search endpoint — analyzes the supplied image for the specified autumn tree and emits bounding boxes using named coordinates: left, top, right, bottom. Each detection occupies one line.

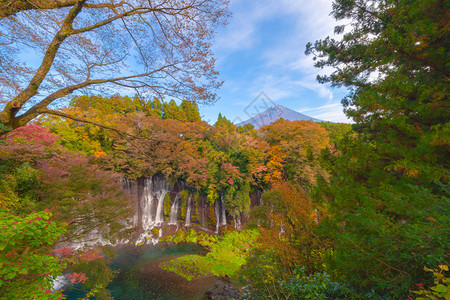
left=0, top=0, right=230, bottom=130
left=260, top=119, right=330, bottom=187
left=214, top=113, right=235, bottom=132
left=243, top=181, right=333, bottom=298
left=0, top=125, right=133, bottom=244
left=0, top=211, right=67, bottom=300
left=307, top=0, right=449, bottom=296
left=319, top=122, right=353, bottom=145
left=40, top=94, right=273, bottom=222
left=0, top=124, right=134, bottom=298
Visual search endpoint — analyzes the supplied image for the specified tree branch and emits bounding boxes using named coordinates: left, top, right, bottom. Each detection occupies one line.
left=38, top=108, right=158, bottom=160
left=38, top=108, right=143, bottom=139
left=13, top=63, right=180, bottom=127
left=0, top=0, right=126, bottom=19
left=2, top=0, right=87, bottom=124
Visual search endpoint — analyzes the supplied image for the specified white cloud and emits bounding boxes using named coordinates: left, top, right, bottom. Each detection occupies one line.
left=294, top=79, right=334, bottom=101
left=213, top=0, right=276, bottom=54
left=298, top=103, right=352, bottom=123
left=278, top=0, right=337, bottom=37
left=298, top=103, right=342, bottom=113
left=214, top=0, right=336, bottom=53
left=207, top=0, right=352, bottom=124
left=249, top=74, right=295, bottom=100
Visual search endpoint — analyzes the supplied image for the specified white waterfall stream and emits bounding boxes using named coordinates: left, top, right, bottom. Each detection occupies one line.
left=135, top=176, right=170, bottom=245
left=61, top=176, right=259, bottom=251
left=168, top=193, right=181, bottom=224
left=154, top=177, right=170, bottom=225
left=279, top=221, right=285, bottom=238
left=215, top=199, right=220, bottom=233
left=185, top=195, right=192, bottom=226
left=141, top=177, right=154, bottom=228
left=128, top=176, right=255, bottom=245
left=220, top=195, right=227, bottom=226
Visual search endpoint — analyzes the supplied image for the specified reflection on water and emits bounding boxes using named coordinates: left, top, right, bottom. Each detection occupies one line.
left=64, top=243, right=217, bottom=300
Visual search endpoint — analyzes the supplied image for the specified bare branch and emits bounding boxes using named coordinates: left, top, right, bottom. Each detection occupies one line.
left=38, top=108, right=158, bottom=160
left=1, top=0, right=77, bottom=19
left=2, top=0, right=87, bottom=123
left=0, top=0, right=126, bottom=19
left=15, top=62, right=181, bottom=126
left=38, top=108, right=143, bottom=139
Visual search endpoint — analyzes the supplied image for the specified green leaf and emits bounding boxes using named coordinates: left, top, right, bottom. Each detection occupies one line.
left=4, top=272, right=16, bottom=280
left=431, top=284, right=448, bottom=293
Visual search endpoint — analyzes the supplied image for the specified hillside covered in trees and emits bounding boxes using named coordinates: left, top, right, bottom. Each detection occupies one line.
left=0, top=0, right=448, bottom=299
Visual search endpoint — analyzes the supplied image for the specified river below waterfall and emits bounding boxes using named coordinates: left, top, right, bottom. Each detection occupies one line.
left=64, top=243, right=218, bottom=300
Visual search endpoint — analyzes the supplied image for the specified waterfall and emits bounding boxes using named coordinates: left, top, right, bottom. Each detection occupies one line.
left=154, top=176, right=170, bottom=224
left=185, top=195, right=192, bottom=227
left=133, top=176, right=170, bottom=245
left=150, top=228, right=163, bottom=245
left=128, top=175, right=259, bottom=243
left=141, top=178, right=154, bottom=230
left=168, top=193, right=181, bottom=224
left=52, top=275, right=69, bottom=291
left=215, top=199, right=220, bottom=233
left=220, top=195, right=227, bottom=226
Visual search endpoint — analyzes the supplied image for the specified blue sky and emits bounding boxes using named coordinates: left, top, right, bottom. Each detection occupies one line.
left=9, top=0, right=351, bottom=124
left=199, top=0, right=351, bottom=124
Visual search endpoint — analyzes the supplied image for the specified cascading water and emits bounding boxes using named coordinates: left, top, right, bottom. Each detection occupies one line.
left=134, top=176, right=171, bottom=245
left=168, top=193, right=181, bottom=224
left=215, top=199, right=220, bottom=233
left=154, top=176, right=170, bottom=225
left=141, top=177, right=154, bottom=229
left=185, top=195, right=192, bottom=227
left=220, top=195, right=227, bottom=226
left=129, top=176, right=258, bottom=244
left=65, top=175, right=263, bottom=251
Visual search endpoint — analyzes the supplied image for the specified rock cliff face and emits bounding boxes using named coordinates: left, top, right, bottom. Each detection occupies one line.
left=237, top=104, right=322, bottom=129
left=124, top=175, right=259, bottom=245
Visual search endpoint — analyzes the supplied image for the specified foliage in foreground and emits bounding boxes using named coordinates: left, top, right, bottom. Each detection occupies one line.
left=0, top=124, right=133, bottom=244
left=413, top=265, right=450, bottom=300
left=243, top=182, right=333, bottom=298
left=0, top=125, right=134, bottom=299
left=161, top=230, right=259, bottom=281
left=278, top=266, right=368, bottom=300
left=306, top=0, right=449, bottom=297
left=0, top=211, right=66, bottom=300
